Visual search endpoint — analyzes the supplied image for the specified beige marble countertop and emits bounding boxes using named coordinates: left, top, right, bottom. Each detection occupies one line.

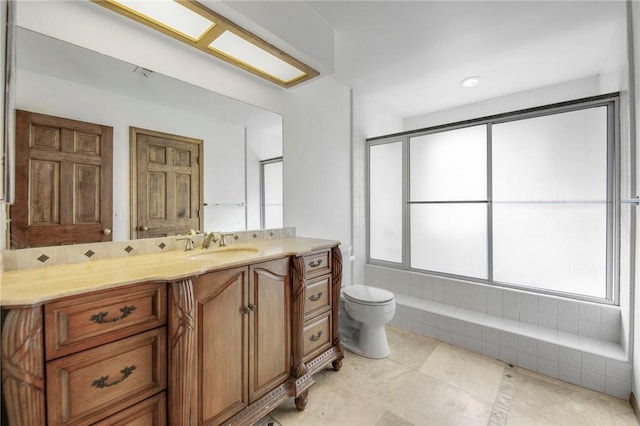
left=0, top=237, right=339, bottom=307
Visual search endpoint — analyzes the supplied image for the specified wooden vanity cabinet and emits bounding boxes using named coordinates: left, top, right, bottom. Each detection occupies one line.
left=2, top=240, right=343, bottom=426
left=44, top=281, right=166, bottom=360
left=45, top=282, right=167, bottom=426
left=1, top=282, right=167, bottom=426
left=290, top=247, right=344, bottom=410
left=46, top=327, right=166, bottom=425
left=302, top=274, right=332, bottom=362
left=92, top=393, right=167, bottom=426
left=190, top=257, right=291, bottom=425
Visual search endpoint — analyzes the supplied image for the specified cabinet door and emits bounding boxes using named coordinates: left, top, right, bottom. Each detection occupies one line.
left=193, top=266, right=248, bottom=425
left=248, top=258, right=291, bottom=403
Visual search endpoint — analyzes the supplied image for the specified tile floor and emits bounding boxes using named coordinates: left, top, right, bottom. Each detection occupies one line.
left=263, top=326, right=638, bottom=426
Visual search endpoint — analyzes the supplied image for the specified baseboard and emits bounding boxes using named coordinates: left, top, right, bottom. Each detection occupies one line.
left=630, top=391, right=640, bottom=423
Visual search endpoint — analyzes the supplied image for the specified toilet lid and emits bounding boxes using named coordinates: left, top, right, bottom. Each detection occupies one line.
left=343, top=285, right=394, bottom=304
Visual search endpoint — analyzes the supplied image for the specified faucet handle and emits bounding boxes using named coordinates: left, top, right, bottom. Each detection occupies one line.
left=219, top=233, right=236, bottom=247
left=176, top=235, right=195, bottom=251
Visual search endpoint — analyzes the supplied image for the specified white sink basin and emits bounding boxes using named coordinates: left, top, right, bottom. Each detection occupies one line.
left=187, top=246, right=259, bottom=260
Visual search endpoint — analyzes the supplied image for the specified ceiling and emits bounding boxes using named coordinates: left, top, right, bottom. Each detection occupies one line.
left=16, top=1, right=627, bottom=125
left=304, top=1, right=626, bottom=119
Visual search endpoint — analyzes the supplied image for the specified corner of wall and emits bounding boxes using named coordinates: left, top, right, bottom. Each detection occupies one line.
left=351, top=92, right=404, bottom=286
left=626, top=0, right=639, bottom=411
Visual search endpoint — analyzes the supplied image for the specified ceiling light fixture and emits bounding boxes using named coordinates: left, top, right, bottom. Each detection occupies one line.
left=93, top=0, right=319, bottom=88
left=461, top=76, right=481, bottom=87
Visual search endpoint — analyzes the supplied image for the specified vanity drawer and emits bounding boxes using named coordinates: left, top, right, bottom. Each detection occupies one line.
left=303, top=314, right=332, bottom=361
left=45, top=282, right=166, bottom=360
left=302, top=249, right=331, bottom=277
left=304, top=275, right=331, bottom=319
left=93, top=392, right=166, bottom=426
left=46, top=327, right=166, bottom=426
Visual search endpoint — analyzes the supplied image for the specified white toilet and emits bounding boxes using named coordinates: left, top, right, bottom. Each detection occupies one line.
left=339, top=284, right=396, bottom=359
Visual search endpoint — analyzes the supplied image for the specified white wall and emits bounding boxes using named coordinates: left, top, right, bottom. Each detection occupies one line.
left=631, top=0, right=640, bottom=408
left=282, top=77, right=352, bottom=282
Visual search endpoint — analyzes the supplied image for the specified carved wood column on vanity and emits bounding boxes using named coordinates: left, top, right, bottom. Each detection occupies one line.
left=291, top=256, right=307, bottom=378
left=168, top=278, right=196, bottom=425
left=1, top=306, right=46, bottom=425
left=330, top=246, right=345, bottom=371
left=291, top=255, right=312, bottom=409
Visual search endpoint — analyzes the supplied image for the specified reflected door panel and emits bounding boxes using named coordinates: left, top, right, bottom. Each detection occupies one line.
left=11, top=110, right=113, bottom=248
left=131, top=127, right=203, bottom=238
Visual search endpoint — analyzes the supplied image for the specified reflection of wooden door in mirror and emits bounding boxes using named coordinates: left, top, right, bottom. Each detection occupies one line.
left=11, top=110, right=113, bottom=249
left=131, top=128, right=203, bottom=239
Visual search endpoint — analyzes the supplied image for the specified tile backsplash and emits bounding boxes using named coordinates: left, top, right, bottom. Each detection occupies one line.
left=2, top=227, right=296, bottom=271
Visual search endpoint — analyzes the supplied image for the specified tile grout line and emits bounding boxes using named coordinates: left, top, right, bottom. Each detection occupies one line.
left=488, top=363, right=517, bottom=426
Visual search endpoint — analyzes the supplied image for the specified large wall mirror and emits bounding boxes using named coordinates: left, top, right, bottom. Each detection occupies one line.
left=7, top=27, right=283, bottom=249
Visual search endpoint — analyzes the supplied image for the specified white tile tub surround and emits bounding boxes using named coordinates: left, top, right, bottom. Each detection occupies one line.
left=3, top=227, right=297, bottom=270
left=365, top=265, right=631, bottom=399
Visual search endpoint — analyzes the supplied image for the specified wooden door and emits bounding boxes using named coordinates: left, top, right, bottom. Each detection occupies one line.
left=248, top=258, right=291, bottom=403
left=131, top=128, right=203, bottom=239
left=11, top=110, right=113, bottom=248
left=193, top=266, right=249, bottom=425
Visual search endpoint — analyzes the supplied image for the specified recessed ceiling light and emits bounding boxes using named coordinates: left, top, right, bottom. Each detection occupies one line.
left=461, top=76, right=481, bottom=87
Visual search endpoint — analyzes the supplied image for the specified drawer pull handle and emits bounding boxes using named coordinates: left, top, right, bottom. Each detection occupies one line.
left=90, top=305, right=136, bottom=324
left=309, top=330, right=323, bottom=342
left=309, top=292, right=323, bottom=302
left=91, top=365, right=137, bottom=388
left=308, top=259, right=323, bottom=268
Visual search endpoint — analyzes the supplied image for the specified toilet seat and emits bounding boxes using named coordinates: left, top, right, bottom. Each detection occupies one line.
left=343, top=285, right=394, bottom=306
